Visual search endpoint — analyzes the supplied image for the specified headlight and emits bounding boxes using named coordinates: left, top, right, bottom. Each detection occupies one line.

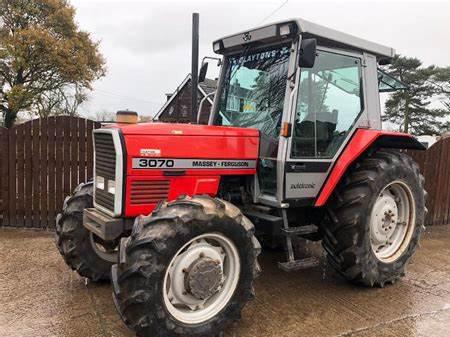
left=96, top=176, right=105, bottom=189
left=107, top=180, right=116, bottom=194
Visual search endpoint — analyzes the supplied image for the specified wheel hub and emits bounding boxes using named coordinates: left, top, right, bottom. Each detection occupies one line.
left=166, top=239, right=225, bottom=310
left=369, top=181, right=415, bottom=263
left=163, top=233, right=240, bottom=324
left=185, top=257, right=223, bottom=300
left=371, top=193, right=398, bottom=244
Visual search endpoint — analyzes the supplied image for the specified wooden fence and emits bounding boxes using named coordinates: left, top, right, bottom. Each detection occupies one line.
left=409, top=137, right=450, bottom=226
left=1, top=117, right=450, bottom=228
left=0, top=116, right=100, bottom=229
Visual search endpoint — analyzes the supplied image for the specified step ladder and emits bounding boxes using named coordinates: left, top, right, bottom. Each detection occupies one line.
left=277, top=208, right=320, bottom=272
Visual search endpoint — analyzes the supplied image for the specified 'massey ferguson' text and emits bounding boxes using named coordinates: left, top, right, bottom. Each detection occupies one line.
left=132, top=158, right=256, bottom=169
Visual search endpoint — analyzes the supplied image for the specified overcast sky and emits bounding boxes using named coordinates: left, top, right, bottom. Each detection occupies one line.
left=70, top=0, right=450, bottom=119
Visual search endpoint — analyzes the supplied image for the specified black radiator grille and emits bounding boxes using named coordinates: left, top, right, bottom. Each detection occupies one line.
left=95, top=188, right=115, bottom=210
left=94, top=132, right=116, bottom=212
left=94, top=133, right=116, bottom=178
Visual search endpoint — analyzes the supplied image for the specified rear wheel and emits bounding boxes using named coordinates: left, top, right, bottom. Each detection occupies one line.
left=322, top=150, right=426, bottom=287
left=55, top=181, right=118, bottom=281
left=112, top=195, right=261, bottom=337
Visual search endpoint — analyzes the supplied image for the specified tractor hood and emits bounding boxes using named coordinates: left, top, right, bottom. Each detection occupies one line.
left=113, top=122, right=260, bottom=178
left=109, top=122, right=260, bottom=137
left=93, top=122, right=260, bottom=218
left=114, top=121, right=260, bottom=217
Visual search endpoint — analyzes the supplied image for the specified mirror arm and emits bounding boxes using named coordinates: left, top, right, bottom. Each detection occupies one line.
left=287, top=69, right=297, bottom=83
left=202, top=56, right=222, bottom=66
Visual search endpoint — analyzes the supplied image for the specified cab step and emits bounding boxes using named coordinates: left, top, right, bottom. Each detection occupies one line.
left=244, top=209, right=283, bottom=225
left=278, top=208, right=320, bottom=272
left=281, top=224, right=318, bottom=236
left=278, top=257, right=320, bottom=272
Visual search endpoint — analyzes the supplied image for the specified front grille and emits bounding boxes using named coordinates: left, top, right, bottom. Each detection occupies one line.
left=130, top=180, right=170, bottom=205
left=95, top=188, right=115, bottom=210
left=94, top=133, right=116, bottom=178
left=94, top=132, right=116, bottom=211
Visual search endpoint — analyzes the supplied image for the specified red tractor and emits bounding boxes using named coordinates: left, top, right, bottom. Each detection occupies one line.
left=56, top=18, right=426, bottom=337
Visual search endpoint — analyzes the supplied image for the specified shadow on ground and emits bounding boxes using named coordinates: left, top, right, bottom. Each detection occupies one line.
left=1, top=226, right=450, bottom=337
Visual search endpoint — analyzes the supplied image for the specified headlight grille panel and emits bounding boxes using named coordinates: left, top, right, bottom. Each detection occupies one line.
left=94, top=132, right=116, bottom=211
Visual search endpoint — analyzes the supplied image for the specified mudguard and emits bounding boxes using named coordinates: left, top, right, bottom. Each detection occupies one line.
left=314, top=129, right=425, bottom=207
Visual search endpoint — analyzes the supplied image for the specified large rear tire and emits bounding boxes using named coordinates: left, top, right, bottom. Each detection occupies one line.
left=321, top=150, right=426, bottom=287
left=112, top=195, right=261, bottom=337
left=55, top=181, right=118, bottom=281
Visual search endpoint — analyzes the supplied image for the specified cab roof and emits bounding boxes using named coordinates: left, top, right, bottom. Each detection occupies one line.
left=213, top=18, right=395, bottom=60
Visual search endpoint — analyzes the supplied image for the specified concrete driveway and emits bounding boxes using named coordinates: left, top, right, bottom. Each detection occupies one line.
left=1, top=226, right=450, bottom=337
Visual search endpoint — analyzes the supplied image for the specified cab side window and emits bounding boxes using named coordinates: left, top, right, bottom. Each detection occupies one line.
left=291, top=51, right=363, bottom=158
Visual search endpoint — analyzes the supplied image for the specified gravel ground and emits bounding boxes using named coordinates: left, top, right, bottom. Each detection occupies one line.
left=1, top=225, right=450, bottom=337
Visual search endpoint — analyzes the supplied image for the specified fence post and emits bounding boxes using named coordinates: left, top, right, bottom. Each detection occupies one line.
left=0, top=127, right=9, bottom=226
left=8, top=126, right=16, bottom=226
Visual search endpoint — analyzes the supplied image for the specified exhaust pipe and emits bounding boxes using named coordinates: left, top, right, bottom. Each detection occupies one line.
left=191, top=12, right=199, bottom=123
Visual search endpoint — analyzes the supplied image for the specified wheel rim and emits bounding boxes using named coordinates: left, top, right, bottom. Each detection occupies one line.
left=89, top=233, right=119, bottom=263
left=163, top=233, right=240, bottom=324
left=370, top=180, right=416, bottom=263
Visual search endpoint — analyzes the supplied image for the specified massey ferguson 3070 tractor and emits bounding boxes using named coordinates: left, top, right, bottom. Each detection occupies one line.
left=56, top=18, right=426, bottom=337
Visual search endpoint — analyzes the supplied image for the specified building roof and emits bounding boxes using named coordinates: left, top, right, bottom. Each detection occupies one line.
left=154, top=74, right=217, bottom=121
left=199, top=78, right=217, bottom=96
left=214, top=17, right=395, bottom=59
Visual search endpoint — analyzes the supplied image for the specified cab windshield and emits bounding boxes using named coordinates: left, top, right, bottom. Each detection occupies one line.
left=215, top=45, right=290, bottom=139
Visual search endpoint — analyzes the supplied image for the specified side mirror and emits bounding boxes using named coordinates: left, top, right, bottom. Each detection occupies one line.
left=199, top=62, right=209, bottom=83
left=298, top=38, right=317, bottom=68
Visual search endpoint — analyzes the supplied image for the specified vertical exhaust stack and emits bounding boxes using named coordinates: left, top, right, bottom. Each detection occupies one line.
left=191, top=12, right=199, bottom=123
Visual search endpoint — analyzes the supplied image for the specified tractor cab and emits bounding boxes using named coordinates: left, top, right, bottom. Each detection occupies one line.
left=208, top=18, right=408, bottom=207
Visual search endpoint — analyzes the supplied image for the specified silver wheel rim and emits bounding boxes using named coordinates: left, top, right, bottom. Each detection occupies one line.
left=370, top=180, right=416, bottom=263
left=89, top=233, right=118, bottom=263
left=163, top=233, right=240, bottom=324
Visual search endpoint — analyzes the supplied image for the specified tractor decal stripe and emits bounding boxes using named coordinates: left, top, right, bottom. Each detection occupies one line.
left=132, top=158, right=257, bottom=170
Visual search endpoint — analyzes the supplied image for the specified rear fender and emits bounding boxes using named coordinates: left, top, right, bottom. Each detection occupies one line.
left=314, top=129, right=425, bottom=207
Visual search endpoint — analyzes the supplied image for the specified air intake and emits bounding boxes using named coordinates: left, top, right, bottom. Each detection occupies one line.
left=130, top=180, right=171, bottom=205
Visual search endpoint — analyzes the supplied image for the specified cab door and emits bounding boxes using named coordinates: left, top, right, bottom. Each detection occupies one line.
left=285, top=48, right=366, bottom=203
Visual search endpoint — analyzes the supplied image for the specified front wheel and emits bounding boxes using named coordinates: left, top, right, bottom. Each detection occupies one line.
left=112, top=195, right=261, bottom=337
left=55, top=181, right=119, bottom=281
left=322, top=150, right=426, bottom=287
